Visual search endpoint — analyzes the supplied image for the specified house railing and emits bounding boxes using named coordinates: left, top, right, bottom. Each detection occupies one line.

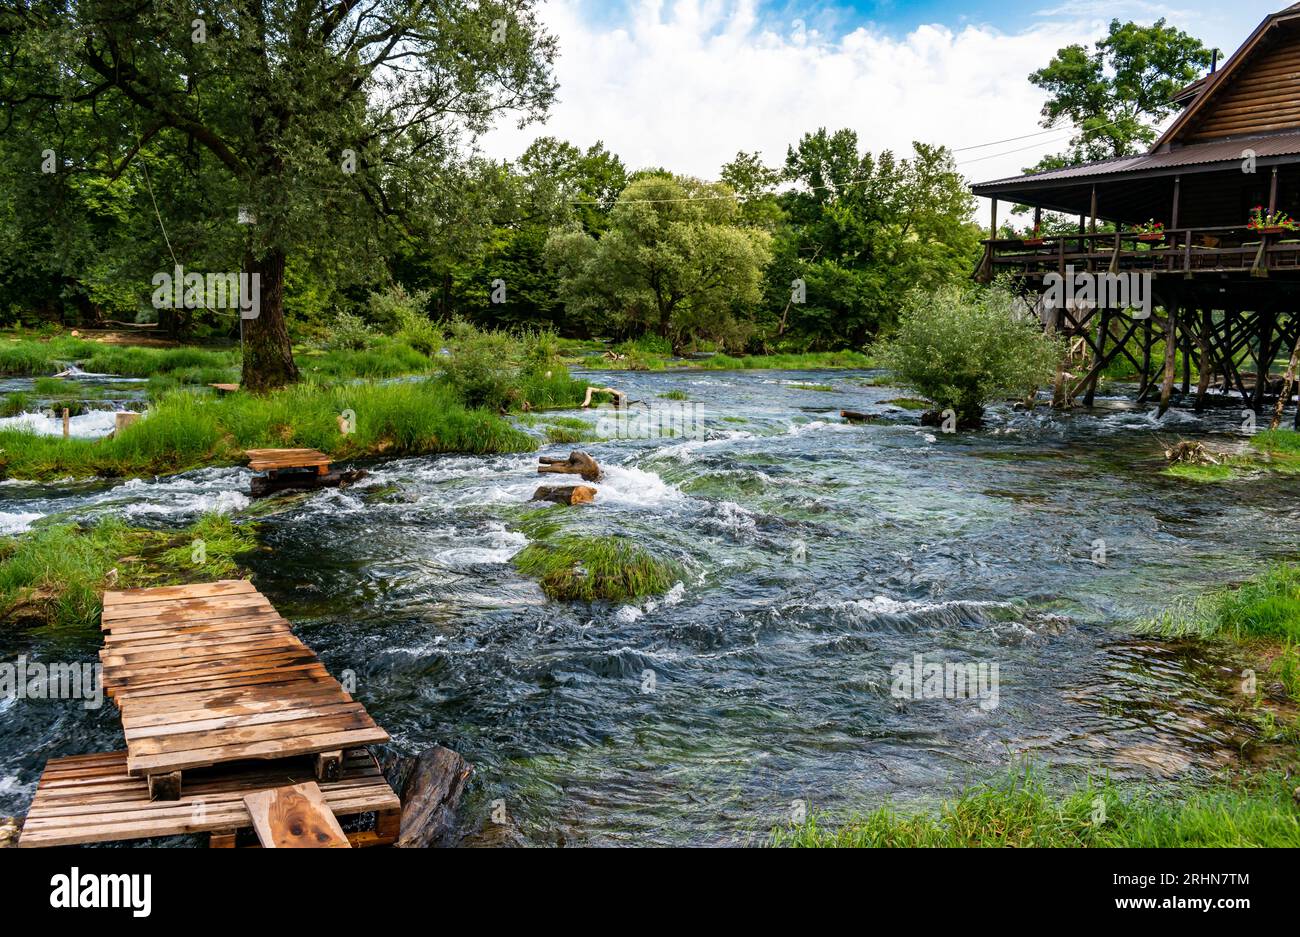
left=976, top=225, right=1300, bottom=281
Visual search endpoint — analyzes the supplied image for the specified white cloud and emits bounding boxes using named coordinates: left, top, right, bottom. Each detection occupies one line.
left=481, top=0, right=1116, bottom=187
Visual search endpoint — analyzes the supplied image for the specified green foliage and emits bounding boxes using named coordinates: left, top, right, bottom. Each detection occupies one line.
left=0, top=379, right=537, bottom=480
left=771, top=132, right=980, bottom=349
left=877, top=286, right=1062, bottom=424
left=1141, top=565, right=1300, bottom=644
left=1028, top=19, right=1216, bottom=166
left=772, top=768, right=1300, bottom=848
left=0, top=514, right=256, bottom=630
left=328, top=312, right=375, bottom=352
left=513, top=533, right=680, bottom=602
left=437, top=318, right=586, bottom=411
left=546, top=174, right=772, bottom=352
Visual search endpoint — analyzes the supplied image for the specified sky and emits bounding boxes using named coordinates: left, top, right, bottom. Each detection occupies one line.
left=481, top=0, right=1285, bottom=189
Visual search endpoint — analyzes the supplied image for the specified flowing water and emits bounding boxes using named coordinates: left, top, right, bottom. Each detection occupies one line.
left=1, top=368, right=1296, bottom=844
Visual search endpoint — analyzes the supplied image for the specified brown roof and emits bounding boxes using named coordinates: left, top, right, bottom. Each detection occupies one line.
left=972, top=131, right=1300, bottom=194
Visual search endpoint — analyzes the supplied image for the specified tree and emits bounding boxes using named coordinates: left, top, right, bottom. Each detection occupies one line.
left=546, top=174, right=772, bottom=351
left=1, top=1, right=557, bottom=389
left=878, top=285, right=1062, bottom=427
left=774, top=130, right=978, bottom=349
left=1028, top=19, right=1216, bottom=167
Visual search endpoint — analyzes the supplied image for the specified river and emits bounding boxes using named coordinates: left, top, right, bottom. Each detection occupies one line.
left=1, top=367, right=1295, bottom=844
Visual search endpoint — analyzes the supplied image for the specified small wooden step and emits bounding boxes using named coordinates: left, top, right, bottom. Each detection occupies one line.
left=244, top=448, right=332, bottom=474
left=243, top=782, right=351, bottom=848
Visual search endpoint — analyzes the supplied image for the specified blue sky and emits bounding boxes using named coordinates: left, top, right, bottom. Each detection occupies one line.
left=483, top=0, right=1290, bottom=185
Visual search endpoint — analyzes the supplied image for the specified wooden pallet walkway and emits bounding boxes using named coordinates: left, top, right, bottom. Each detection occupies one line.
left=245, top=447, right=332, bottom=475
left=100, top=580, right=388, bottom=798
left=17, top=749, right=398, bottom=848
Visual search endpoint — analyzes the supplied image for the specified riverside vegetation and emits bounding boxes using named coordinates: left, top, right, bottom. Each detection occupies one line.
left=0, top=317, right=589, bottom=481
left=777, top=564, right=1300, bottom=847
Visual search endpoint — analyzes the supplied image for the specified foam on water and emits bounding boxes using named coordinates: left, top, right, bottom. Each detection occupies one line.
left=0, top=408, right=121, bottom=439
left=590, top=463, right=683, bottom=508
left=0, top=511, right=43, bottom=534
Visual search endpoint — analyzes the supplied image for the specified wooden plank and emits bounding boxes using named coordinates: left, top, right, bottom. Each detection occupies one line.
left=18, top=750, right=397, bottom=847
left=126, top=726, right=390, bottom=776
left=103, top=580, right=255, bottom=607
left=243, top=782, right=351, bottom=848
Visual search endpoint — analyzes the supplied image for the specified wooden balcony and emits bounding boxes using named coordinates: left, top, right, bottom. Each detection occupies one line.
left=977, top=225, right=1300, bottom=282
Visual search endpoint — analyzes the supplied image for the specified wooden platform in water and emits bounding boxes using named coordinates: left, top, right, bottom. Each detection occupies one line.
left=17, top=749, right=398, bottom=848
left=245, top=447, right=332, bottom=474
left=100, top=581, right=388, bottom=789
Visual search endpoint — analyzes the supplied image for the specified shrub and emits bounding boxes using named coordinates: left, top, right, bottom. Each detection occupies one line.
left=877, top=286, right=1061, bottom=425
left=329, top=311, right=374, bottom=351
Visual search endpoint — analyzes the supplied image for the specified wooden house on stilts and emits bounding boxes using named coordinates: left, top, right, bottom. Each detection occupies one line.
left=972, top=3, right=1300, bottom=422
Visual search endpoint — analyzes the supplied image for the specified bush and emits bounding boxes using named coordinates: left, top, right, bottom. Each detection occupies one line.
left=438, top=319, right=586, bottom=412
left=368, top=285, right=440, bottom=356
left=877, top=286, right=1062, bottom=425
left=329, top=311, right=374, bottom=351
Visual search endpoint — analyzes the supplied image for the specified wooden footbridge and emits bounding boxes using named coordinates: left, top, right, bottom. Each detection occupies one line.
left=18, top=580, right=400, bottom=848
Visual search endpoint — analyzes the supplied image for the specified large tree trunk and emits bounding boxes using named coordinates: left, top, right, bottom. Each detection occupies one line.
left=241, top=248, right=298, bottom=392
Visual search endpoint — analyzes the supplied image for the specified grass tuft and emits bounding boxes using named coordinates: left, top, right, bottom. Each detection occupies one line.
left=514, top=533, right=680, bottom=602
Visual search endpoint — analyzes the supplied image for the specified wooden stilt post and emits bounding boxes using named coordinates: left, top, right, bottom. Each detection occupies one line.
left=1181, top=325, right=1192, bottom=394
left=62, top=408, right=70, bottom=439
left=1273, top=311, right=1300, bottom=430
left=1137, top=316, right=1154, bottom=400
left=1253, top=309, right=1275, bottom=413
left=1195, top=308, right=1212, bottom=413
left=1159, top=298, right=1180, bottom=417
left=1083, top=306, right=1110, bottom=407
left=989, top=198, right=998, bottom=239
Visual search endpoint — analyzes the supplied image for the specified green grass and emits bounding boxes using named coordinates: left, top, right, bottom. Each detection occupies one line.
left=0, top=513, right=257, bottom=629
left=513, top=533, right=680, bottom=602
left=1140, top=564, right=1300, bottom=644
left=658, top=390, right=689, bottom=400
left=0, top=379, right=539, bottom=480
left=582, top=347, right=876, bottom=372
left=1162, top=461, right=1239, bottom=483
left=772, top=768, right=1300, bottom=847
left=787, top=383, right=837, bottom=392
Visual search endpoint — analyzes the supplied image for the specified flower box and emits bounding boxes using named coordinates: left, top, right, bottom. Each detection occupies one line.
left=1021, top=237, right=1046, bottom=247
left=1136, top=233, right=1165, bottom=242
left=1256, top=225, right=1291, bottom=235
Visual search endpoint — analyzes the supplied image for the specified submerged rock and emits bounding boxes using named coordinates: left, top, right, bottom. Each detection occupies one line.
left=532, top=484, right=597, bottom=506
left=0, top=816, right=19, bottom=848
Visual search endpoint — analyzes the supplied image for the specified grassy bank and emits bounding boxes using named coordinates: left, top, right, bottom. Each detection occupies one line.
left=575, top=340, right=875, bottom=373
left=773, top=769, right=1300, bottom=847
left=0, top=380, right=544, bottom=480
left=781, top=564, right=1300, bottom=847
left=0, top=514, right=256, bottom=629
left=0, top=322, right=591, bottom=480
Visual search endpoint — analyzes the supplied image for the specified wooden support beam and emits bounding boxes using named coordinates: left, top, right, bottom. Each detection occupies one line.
left=1089, top=184, right=1098, bottom=234
left=1082, top=307, right=1111, bottom=407
left=314, top=749, right=343, bottom=783
left=1159, top=300, right=1180, bottom=417
left=990, top=198, right=998, bottom=239
left=209, top=830, right=238, bottom=849
left=148, top=771, right=181, bottom=802
left=1171, top=175, right=1181, bottom=229
left=1269, top=166, right=1279, bottom=215
left=1195, top=309, right=1212, bottom=413
left=1253, top=309, right=1276, bottom=412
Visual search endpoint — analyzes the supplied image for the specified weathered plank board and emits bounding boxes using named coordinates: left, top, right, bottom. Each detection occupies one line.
left=243, top=782, right=351, bottom=848
left=99, top=582, right=388, bottom=783
left=244, top=448, right=332, bottom=473
left=18, top=750, right=398, bottom=848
